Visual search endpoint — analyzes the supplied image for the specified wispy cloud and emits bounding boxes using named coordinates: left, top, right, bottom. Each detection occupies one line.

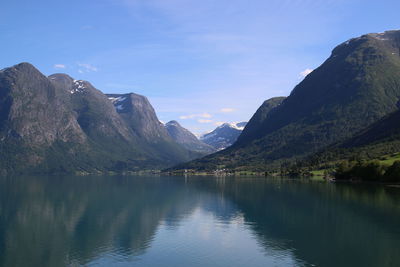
left=214, top=121, right=224, bottom=126
left=180, top=113, right=212, bottom=119
left=198, top=119, right=213, bottom=123
left=220, top=108, right=235, bottom=113
left=300, top=68, right=313, bottom=78
left=53, top=64, right=66, bottom=69
left=77, top=63, right=98, bottom=73
left=99, top=0, right=351, bottom=135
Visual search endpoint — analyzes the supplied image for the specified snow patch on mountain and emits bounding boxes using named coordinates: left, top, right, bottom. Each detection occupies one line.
left=70, top=80, right=87, bottom=94
left=108, top=96, right=127, bottom=104
left=200, top=122, right=247, bottom=150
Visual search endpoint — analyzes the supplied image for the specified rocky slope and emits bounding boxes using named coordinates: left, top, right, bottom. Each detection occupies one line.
left=106, top=93, right=198, bottom=162
left=0, top=63, right=198, bottom=174
left=200, top=122, right=247, bottom=150
left=165, top=120, right=216, bottom=154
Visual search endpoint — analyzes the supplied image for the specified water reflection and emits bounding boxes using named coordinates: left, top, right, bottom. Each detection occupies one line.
left=0, top=176, right=399, bottom=267
left=207, top=178, right=400, bottom=267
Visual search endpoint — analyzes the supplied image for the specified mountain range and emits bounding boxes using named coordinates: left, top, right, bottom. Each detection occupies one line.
left=200, top=122, right=247, bottom=150
left=165, top=120, right=216, bottom=154
left=2, top=30, right=400, bottom=175
left=0, top=63, right=201, bottom=175
left=172, top=30, right=400, bottom=171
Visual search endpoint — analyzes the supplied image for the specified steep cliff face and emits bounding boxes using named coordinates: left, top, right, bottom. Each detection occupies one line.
left=165, top=120, right=216, bottom=154
left=50, top=75, right=134, bottom=143
left=106, top=93, right=201, bottom=163
left=0, top=63, right=198, bottom=174
left=0, top=63, right=86, bottom=146
left=106, top=93, right=170, bottom=141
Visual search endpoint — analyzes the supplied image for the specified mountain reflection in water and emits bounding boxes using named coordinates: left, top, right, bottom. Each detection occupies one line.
left=0, top=176, right=399, bottom=267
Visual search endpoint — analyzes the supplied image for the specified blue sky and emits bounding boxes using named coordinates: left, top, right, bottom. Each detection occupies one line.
left=1, top=0, right=400, bottom=135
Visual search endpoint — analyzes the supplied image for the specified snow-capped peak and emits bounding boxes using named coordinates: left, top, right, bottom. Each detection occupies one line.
left=217, top=122, right=245, bottom=131
left=200, top=121, right=247, bottom=150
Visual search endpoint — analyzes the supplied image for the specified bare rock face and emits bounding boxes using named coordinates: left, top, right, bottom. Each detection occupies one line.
left=50, top=74, right=134, bottom=143
left=0, top=63, right=86, bottom=145
left=106, top=93, right=202, bottom=163
left=0, top=63, right=199, bottom=174
left=107, top=93, right=171, bottom=142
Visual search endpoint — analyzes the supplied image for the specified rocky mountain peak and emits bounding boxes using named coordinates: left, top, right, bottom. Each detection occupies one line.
left=106, top=93, right=173, bottom=142
left=8, top=62, right=39, bottom=73
left=166, top=120, right=180, bottom=127
left=165, top=120, right=216, bottom=154
left=0, top=62, right=203, bottom=174
left=201, top=122, right=247, bottom=150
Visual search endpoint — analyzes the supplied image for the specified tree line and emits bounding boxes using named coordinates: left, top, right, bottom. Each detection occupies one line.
left=335, top=160, right=400, bottom=182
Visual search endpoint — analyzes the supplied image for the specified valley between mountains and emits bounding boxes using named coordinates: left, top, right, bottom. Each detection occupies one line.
left=1, top=30, right=400, bottom=175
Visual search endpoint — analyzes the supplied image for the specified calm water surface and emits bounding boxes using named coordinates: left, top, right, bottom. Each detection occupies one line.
left=0, top=175, right=399, bottom=267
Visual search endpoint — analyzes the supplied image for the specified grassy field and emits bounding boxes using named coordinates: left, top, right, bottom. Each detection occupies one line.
left=308, top=152, right=400, bottom=178
left=378, top=153, right=400, bottom=166
left=310, top=170, right=327, bottom=176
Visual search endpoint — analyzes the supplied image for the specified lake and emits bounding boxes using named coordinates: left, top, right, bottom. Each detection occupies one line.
left=0, top=175, right=399, bottom=267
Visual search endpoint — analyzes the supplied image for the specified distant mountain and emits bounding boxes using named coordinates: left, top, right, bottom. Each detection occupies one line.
left=200, top=122, right=247, bottom=150
left=0, top=63, right=198, bottom=175
left=165, top=120, right=216, bottom=154
left=172, top=30, right=400, bottom=171
left=105, top=93, right=199, bottom=162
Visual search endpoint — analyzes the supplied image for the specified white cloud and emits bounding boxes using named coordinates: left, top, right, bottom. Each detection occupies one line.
left=53, top=64, right=66, bottom=69
left=220, top=108, right=235, bottom=113
left=77, top=63, right=98, bottom=72
left=300, top=68, right=313, bottom=78
left=78, top=69, right=84, bottom=74
left=198, top=119, right=213, bottom=123
left=214, top=121, right=224, bottom=126
left=179, top=113, right=212, bottom=120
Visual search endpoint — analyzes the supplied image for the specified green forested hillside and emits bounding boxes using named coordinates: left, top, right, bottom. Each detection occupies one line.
left=172, top=30, right=400, bottom=172
left=306, top=109, right=400, bottom=168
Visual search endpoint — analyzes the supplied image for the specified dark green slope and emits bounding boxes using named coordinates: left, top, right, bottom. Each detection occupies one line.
left=170, top=96, right=287, bottom=171
left=173, top=30, right=400, bottom=171
left=342, top=108, right=400, bottom=148
left=307, top=108, right=400, bottom=164
left=238, top=97, right=286, bottom=143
